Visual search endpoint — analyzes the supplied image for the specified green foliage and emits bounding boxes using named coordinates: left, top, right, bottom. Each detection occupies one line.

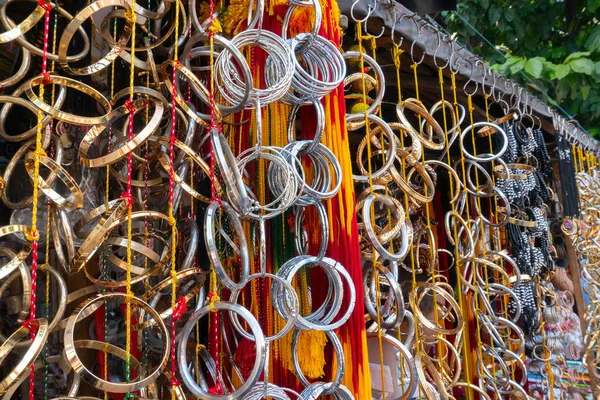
left=442, top=0, right=600, bottom=136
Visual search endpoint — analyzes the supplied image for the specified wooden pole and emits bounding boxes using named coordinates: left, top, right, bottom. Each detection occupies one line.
left=565, top=235, right=600, bottom=397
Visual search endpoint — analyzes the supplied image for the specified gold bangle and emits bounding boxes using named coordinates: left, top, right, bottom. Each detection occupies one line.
left=389, top=149, right=435, bottom=204
left=1, top=0, right=89, bottom=62
left=397, top=99, right=445, bottom=151
left=0, top=318, right=49, bottom=393
left=155, top=136, right=222, bottom=202
left=25, top=74, right=112, bottom=126
left=109, top=159, right=164, bottom=188
left=79, top=99, right=163, bottom=168
left=24, top=151, right=83, bottom=210
left=493, top=164, right=528, bottom=180
left=0, top=247, right=30, bottom=324
left=70, top=199, right=128, bottom=273
left=499, top=206, right=538, bottom=228
left=57, top=0, right=135, bottom=75
left=160, top=60, right=217, bottom=127
left=104, top=233, right=165, bottom=275
left=63, top=293, right=169, bottom=393
left=81, top=211, right=173, bottom=283
left=1, top=137, right=54, bottom=209
left=410, top=281, right=464, bottom=335
left=0, top=93, right=62, bottom=142
left=0, top=225, right=33, bottom=281
left=0, top=0, right=50, bottom=43
left=136, top=267, right=205, bottom=330
left=59, top=340, right=145, bottom=398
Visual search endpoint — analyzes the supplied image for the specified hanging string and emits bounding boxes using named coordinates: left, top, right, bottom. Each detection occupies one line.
left=42, top=3, right=59, bottom=397
left=393, top=53, right=424, bottom=400
left=356, top=22, right=387, bottom=399
left=27, top=0, right=53, bottom=397
left=122, top=0, right=139, bottom=396
left=167, top=0, right=183, bottom=396
left=439, top=68, right=475, bottom=400
left=206, top=0, right=224, bottom=394
left=483, top=93, right=517, bottom=384
left=465, top=93, right=489, bottom=382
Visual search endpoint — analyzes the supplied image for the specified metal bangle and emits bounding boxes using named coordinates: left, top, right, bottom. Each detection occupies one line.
left=63, top=293, right=169, bottom=393
left=205, top=200, right=250, bottom=290
left=459, top=121, right=508, bottom=162
left=178, top=302, right=266, bottom=400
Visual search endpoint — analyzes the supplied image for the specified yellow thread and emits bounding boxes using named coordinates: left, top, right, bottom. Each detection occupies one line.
left=357, top=23, right=386, bottom=399
left=124, top=0, right=138, bottom=388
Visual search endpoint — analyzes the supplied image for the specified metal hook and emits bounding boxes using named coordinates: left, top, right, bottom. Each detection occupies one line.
left=508, top=82, right=519, bottom=109
left=391, top=11, right=416, bottom=49
left=409, top=16, right=426, bottom=65
left=496, top=97, right=510, bottom=114
left=449, top=37, right=467, bottom=74
left=350, top=0, right=375, bottom=23
left=433, top=31, right=451, bottom=70
left=462, top=58, right=479, bottom=96
left=362, top=6, right=385, bottom=39
left=490, top=74, right=507, bottom=103
left=475, top=60, right=489, bottom=95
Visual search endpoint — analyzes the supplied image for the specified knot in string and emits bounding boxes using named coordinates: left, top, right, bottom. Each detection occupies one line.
left=0, top=176, right=5, bottom=191
left=37, top=0, right=52, bottom=12
left=22, top=319, right=38, bottom=335
left=169, top=376, right=181, bottom=387
left=124, top=392, right=136, bottom=400
left=170, top=269, right=178, bottom=280
left=124, top=9, right=136, bottom=24
left=40, top=72, right=51, bottom=86
left=124, top=98, right=136, bottom=113
left=172, top=296, right=187, bottom=322
left=120, top=191, right=134, bottom=207
left=168, top=216, right=177, bottom=227
left=208, top=383, right=224, bottom=395
left=33, top=148, right=47, bottom=158
left=207, top=292, right=220, bottom=312
left=24, top=228, right=40, bottom=242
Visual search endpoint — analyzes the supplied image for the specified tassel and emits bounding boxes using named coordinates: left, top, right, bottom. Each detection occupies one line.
left=223, top=0, right=253, bottom=36
left=297, top=330, right=328, bottom=379
left=269, top=0, right=288, bottom=17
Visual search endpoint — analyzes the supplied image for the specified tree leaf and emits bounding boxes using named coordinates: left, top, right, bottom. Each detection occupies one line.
left=555, top=64, right=571, bottom=79
left=525, top=57, right=544, bottom=78
left=504, top=8, right=517, bottom=22
left=582, top=85, right=591, bottom=100
left=570, top=58, right=595, bottom=75
left=585, top=26, right=600, bottom=51
left=480, top=0, right=489, bottom=9
left=589, top=0, right=600, bottom=13
left=488, top=6, right=501, bottom=23
left=510, top=59, right=525, bottom=74
left=564, top=51, right=591, bottom=63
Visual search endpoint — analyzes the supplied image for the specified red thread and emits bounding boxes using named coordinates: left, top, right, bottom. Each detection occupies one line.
left=172, top=296, right=187, bottom=322
left=40, top=72, right=51, bottom=86
left=124, top=98, right=136, bottom=113
left=22, top=319, right=38, bottom=335
left=208, top=383, right=224, bottom=395
left=29, top=3, right=51, bottom=399
left=37, top=0, right=52, bottom=12
left=169, top=376, right=181, bottom=387
left=120, top=191, right=134, bottom=206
